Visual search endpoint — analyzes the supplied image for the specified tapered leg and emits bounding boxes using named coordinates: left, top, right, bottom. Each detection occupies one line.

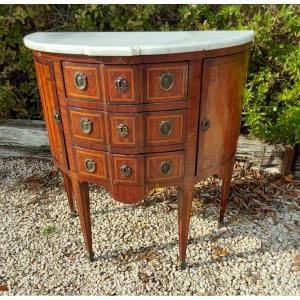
left=61, top=171, right=76, bottom=217
left=71, top=178, right=94, bottom=261
left=178, top=178, right=194, bottom=270
left=219, top=159, right=235, bottom=226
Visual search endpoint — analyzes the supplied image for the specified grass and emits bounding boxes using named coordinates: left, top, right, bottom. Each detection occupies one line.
left=40, top=225, right=55, bottom=237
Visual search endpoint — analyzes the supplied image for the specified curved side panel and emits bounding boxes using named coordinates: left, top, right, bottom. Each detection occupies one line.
left=34, top=57, right=68, bottom=167
left=197, top=51, right=249, bottom=178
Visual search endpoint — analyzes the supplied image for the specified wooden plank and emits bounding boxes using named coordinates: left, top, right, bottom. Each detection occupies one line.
left=235, top=135, right=285, bottom=174
left=0, top=119, right=298, bottom=177
left=0, top=119, right=51, bottom=160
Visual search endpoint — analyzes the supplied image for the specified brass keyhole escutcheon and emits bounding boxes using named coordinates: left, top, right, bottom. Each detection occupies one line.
left=80, top=118, right=92, bottom=135
left=116, top=123, right=129, bottom=138
left=160, top=120, right=172, bottom=136
left=115, top=76, right=128, bottom=93
left=201, top=119, right=211, bottom=131
left=120, top=164, right=132, bottom=177
left=159, top=73, right=174, bottom=91
left=53, top=112, right=61, bottom=123
left=85, top=159, right=96, bottom=173
left=74, top=72, right=88, bottom=90
left=160, top=160, right=172, bottom=175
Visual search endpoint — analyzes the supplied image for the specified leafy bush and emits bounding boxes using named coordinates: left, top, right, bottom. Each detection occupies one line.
left=0, top=4, right=299, bottom=144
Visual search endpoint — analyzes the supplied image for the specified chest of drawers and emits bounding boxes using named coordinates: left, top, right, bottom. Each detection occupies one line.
left=24, top=31, right=254, bottom=269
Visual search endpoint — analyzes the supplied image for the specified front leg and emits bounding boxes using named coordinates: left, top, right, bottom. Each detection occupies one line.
left=178, top=177, right=194, bottom=270
left=71, top=177, right=94, bottom=261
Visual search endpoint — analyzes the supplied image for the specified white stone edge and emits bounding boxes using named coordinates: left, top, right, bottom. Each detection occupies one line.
left=23, top=31, right=254, bottom=56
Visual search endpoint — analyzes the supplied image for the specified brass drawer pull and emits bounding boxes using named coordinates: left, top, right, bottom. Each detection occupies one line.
left=115, top=76, right=128, bottom=93
left=120, top=164, right=132, bottom=177
left=160, top=160, right=172, bottom=175
left=116, top=123, right=129, bottom=138
left=80, top=118, right=92, bottom=134
left=159, top=73, right=174, bottom=91
left=85, top=159, right=96, bottom=173
left=74, top=72, right=87, bottom=90
left=201, top=119, right=211, bottom=131
left=160, top=120, right=172, bottom=136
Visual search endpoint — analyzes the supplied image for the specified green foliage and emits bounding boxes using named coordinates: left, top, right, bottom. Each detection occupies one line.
left=0, top=4, right=299, bottom=144
left=40, top=225, right=55, bottom=237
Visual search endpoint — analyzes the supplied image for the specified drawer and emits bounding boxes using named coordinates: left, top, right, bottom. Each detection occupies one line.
left=69, top=107, right=106, bottom=145
left=146, top=62, right=188, bottom=102
left=146, top=151, right=184, bottom=182
left=63, top=62, right=102, bottom=100
left=111, top=154, right=144, bottom=185
left=75, top=147, right=109, bottom=180
left=109, top=113, right=143, bottom=147
left=145, top=110, right=186, bottom=146
left=105, top=65, right=139, bottom=103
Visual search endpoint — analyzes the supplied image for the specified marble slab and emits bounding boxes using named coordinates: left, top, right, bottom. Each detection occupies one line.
left=24, top=31, right=254, bottom=56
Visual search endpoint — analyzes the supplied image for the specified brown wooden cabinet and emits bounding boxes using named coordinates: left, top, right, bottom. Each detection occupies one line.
left=25, top=31, right=253, bottom=269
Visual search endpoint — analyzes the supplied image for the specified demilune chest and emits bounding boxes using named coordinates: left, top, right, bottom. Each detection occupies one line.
left=24, top=31, right=254, bottom=269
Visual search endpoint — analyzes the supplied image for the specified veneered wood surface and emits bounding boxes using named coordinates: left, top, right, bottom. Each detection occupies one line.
left=145, top=62, right=188, bottom=102
left=69, top=107, right=106, bottom=145
left=197, top=51, right=249, bottom=178
left=74, top=146, right=109, bottom=180
left=109, top=112, right=143, bottom=148
left=105, top=65, right=140, bottom=103
left=34, top=57, right=67, bottom=167
left=63, top=62, right=102, bottom=101
left=146, top=151, right=185, bottom=182
left=31, top=43, right=251, bottom=266
left=145, top=109, right=186, bottom=146
left=111, top=153, right=144, bottom=185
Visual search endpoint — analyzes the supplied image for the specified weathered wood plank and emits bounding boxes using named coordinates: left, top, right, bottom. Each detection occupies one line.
left=235, top=135, right=285, bottom=174
left=0, top=119, right=51, bottom=160
left=0, top=119, right=297, bottom=176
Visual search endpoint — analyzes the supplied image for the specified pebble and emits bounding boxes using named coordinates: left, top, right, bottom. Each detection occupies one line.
left=0, top=157, right=299, bottom=295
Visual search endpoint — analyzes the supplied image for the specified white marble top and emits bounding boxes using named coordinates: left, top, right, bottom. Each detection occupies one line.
left=23, top=31, right=254, bottom=56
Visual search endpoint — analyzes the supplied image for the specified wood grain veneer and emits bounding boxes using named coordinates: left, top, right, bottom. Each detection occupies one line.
left=32, top=43, right=251, bottom=269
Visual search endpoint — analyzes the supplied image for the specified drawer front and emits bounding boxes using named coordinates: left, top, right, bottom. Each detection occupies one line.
left=69, top=107, right=106, bottom=144
left=146, top=62, right=188, bottom=102
left=63, top=62, right=102, bottom=100
left=109, top=113, right=143, bottom=147
left=75, top=147, right=109, bottom=180
left=146, top=151, right=184, bottom=182
left=111, top=154, right=144, bottom=185
left=105, top=66, right=139, bottom=103
left=145, top=110, right=186, bottom=146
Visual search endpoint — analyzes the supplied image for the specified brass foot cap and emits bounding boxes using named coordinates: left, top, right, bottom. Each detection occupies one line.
left=179, top=260, right=187, bottom=270
left=70, top=210, right=77, bottom=218
left=86, top=252, right=94, bottom=262
left=218, top=220, right=225, bottom=228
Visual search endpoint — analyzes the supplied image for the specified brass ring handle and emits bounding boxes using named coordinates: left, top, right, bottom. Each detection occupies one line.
left=85, top=159, right=96, bottom=173
left=160, top=160, right=172, bottom=175
left=116, top=123, right=129, bottom=138
left=120, top=164, right=132, bottom=177
left=74, top=72, right=88, bottom=90
left=115, top=76, right=128, bottom=93
left=159, top=73, right=174, bottom=91
left=80, top=118, right=92, bottom=135
left=160, top=120, right=172, bottom=136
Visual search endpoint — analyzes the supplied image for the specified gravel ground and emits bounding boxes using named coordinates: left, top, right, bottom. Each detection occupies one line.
left=0, top=157, right=299, bottom=296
